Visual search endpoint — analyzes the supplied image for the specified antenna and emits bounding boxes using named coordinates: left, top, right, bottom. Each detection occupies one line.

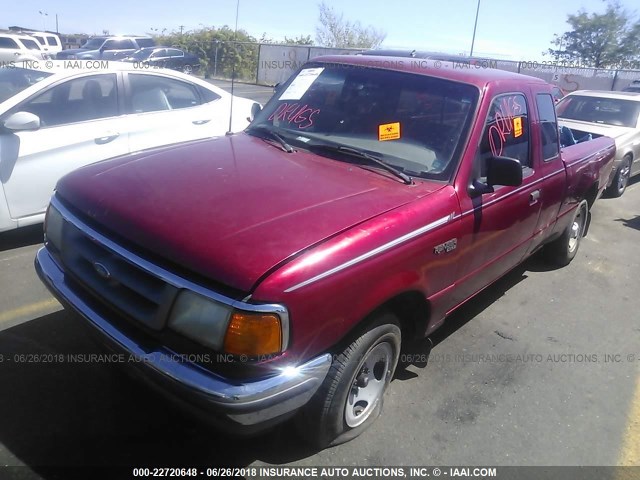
left=226, top=0, right=241, bottom=135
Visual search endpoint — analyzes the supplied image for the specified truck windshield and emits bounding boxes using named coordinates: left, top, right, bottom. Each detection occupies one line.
left=557, top=95, right=640, bottom=128
left=251, top=63, right=479, bottom=181
left=0, top=67, right=53, bottom=103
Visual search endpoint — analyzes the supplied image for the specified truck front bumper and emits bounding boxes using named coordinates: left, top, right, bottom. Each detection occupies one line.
left=35, top=247, right=332, bottom=434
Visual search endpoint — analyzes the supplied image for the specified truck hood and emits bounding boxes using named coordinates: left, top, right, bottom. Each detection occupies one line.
left=56, top=135, right=442, bottom=292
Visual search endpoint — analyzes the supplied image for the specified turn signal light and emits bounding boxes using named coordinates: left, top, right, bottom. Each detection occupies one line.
left=223, top=312, right=282, bottom=357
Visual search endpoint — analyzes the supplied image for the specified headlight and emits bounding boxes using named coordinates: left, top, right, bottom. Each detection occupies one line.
left=44, top=204, right=64, bottom=250
left=167, top=290, right=285, bottom=356
left=168, top=291, right=233, bottom=351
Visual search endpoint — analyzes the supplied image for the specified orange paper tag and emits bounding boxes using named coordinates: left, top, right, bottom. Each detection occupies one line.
left=513, top=117, right=523, bottom=137
left=378, top=122, right=401, bottom=141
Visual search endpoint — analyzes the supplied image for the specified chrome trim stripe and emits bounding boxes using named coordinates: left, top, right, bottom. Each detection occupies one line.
left=456, top=168, right=566, bottom=219
left=284, top=214, right=454, bottom=293
left=49, top=195, right=290, bottom=349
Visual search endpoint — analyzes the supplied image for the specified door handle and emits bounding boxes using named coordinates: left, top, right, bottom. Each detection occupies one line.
left=529, top=190, right=540, bottom=205
left=192, top=119, right=211, bottom=125
left=95, top=132, right=120, bottom=144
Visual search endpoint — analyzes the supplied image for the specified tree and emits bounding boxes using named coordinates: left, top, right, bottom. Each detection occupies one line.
left=155, top=26, right=260, bottom=80
left=547, top=1, right=640, bottom=68
left=315, top=2, right=386, bottom=49
left=283, top=35, right=314, bottom=45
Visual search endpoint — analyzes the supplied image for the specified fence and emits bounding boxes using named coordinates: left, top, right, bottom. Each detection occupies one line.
left=204, top=42, right=640, bottom=92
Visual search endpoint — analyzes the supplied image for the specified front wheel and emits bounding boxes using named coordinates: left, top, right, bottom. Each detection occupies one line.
left=544, top=199, right=589, bottom=267
left=182, top=64, right=193, bottom=75
left=296, top=311, right=401, bottom=449
left=606, top=156, right=631, bottom=198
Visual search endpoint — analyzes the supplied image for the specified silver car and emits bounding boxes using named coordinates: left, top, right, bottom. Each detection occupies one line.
left=557, top=90, right=640, bottom=197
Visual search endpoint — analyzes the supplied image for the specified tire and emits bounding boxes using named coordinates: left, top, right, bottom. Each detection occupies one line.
left=296, top=311, right=401, bottom=449
left=544, top=199, right=589, bottom=267
left=606, top=156, right=631, bottom=198
left=182, top=64, right=193, bottom=75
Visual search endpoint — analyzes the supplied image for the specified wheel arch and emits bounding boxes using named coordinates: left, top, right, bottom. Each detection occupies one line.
left=331, top=289, right=431, bottom=355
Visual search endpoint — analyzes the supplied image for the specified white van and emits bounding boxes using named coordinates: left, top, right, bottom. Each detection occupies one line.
left=27, top=31, right=63, bottom=54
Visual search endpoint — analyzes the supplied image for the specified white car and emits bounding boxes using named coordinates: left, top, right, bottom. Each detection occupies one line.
left=0, top=61, right=260, bottom=232
left=0, top=33, right=48, bottom=62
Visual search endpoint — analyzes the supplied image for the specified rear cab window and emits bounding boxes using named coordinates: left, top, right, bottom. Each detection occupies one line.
left=536, top=93, right=559, bottom=161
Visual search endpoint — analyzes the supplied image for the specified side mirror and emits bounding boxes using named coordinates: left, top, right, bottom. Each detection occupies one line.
left=487, top=156, right=523, bottom=187
left=248, top=102, right=262, bottom=122
left=468, top=156, right=523, bottom=196
left=3, top=112, right=41, bottom=132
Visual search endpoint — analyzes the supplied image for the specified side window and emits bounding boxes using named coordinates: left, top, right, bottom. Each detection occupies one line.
left=129, top=74, right=201, bottom=113
left=47, top=36, right=58, bottom=46
left=198, top=86, right=221, bottom=103
left=167, top=49, right=184, bottom=57
left=14, top=74, right=118, bottom=127
left=33, top=36, right=46, bottom=46
left=104, top=39, right=135, bottom=50
left=0, top=37, right=20, bottom=49
left=536, top=93, right=559, bottom=160
left=150, top=49, right=167, bottom=58
left=19, top=39, right=42, bottom=51
left=135, top=38, right=155, bottom=48
left=475, top=93, right=530, bottom=179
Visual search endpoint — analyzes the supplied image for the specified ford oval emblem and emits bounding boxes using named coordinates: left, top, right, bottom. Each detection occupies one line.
left=93, top=261, right=111, bottom=279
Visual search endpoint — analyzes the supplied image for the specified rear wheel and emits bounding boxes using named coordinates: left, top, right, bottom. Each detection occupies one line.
left=606, top=156, right=631, bottom=198
left=296, top=311, right=401, bottom=449
left=544, top=199, right=589, bottom=267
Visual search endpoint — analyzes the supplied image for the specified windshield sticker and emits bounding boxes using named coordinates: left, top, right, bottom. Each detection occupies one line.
left=279, top=67, right=325, bottom=101
left=513, top=117, right=523, bottom=137
left=268, top=102, right=320, bottom=129
left=378, top=122, right=401, bottom=141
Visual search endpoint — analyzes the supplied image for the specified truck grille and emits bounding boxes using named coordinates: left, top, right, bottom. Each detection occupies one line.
left=57, top=211, right=179, bottom=331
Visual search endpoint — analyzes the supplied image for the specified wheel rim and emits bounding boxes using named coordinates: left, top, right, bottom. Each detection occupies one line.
left=618, top=161, right=631, bottom=193
left=183, top=65, right=192, bottom=74
left=344, top=342, right=393, bottom=428
left=568, top=205, right=586, bottom=253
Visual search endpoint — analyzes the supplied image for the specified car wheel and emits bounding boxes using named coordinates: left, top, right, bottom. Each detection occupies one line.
left=606, top=156, right=631, bottom=198
left=182, top=64, right=193, bottom=75
left=295, top=311, right=401, bottom=449
left=544, top=199, right=589, bottom=267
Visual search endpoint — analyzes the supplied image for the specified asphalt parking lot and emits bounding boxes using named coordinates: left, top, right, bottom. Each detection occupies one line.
left=206, top=78, right=276, bottom=105
left=0, top=81, right=639, bottom=476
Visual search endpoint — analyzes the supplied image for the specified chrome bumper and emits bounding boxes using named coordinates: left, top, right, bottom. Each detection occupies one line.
left=35, top=247, right=331, bottom=433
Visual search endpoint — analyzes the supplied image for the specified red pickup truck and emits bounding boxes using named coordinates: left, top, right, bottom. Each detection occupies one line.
left=35, top=56, right=615, bottom=448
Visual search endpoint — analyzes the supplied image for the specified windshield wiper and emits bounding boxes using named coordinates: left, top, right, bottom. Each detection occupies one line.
left=311, top=144, right=412, bottom=185
left=245, top=125, right=294, bottom=153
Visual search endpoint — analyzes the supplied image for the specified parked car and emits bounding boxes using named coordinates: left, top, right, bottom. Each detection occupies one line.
left=0, top=61, right=260, bottom=232
left=36, top=55, right=615, bottom=448
left=557, top=90, right=640, bottom=197
left=55, top=36, right=155, bottom=61
left=623, top=80, right=640, bottom=93
left=0, top=33, right=48, bottom=62
left=25, top=31, right=63, bottom=55
left=121, top=47, right=201, bottom=74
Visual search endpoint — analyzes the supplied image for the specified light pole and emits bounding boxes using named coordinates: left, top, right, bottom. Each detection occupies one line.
left=469, top=0, right=481, bottom=57
left=39, top=10, right=48, bottom=31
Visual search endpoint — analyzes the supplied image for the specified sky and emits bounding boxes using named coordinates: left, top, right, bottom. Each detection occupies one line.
left=3, top=0, right=638, bottom=61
